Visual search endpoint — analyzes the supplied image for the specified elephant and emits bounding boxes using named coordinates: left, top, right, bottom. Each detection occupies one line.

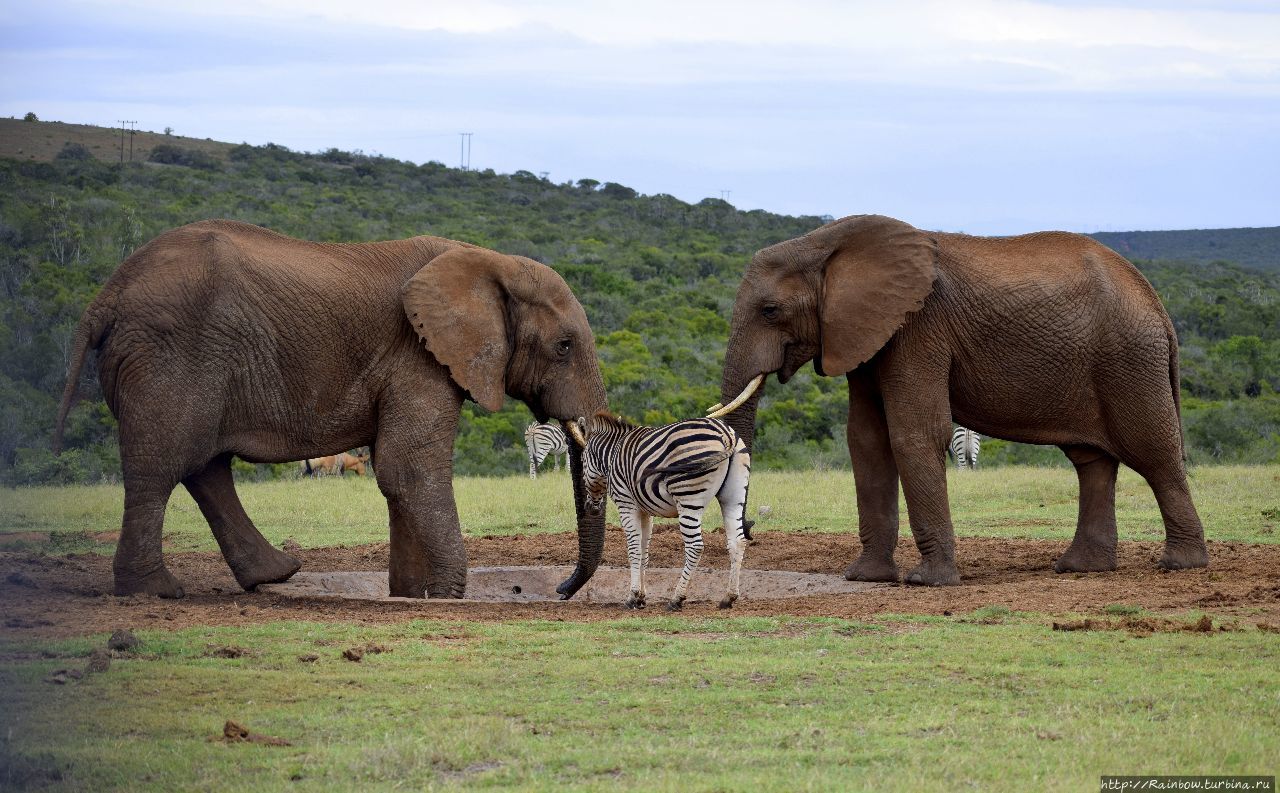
left=53, top=219, right=607, bottom=599
left=712, top=214, right=1208, bottom=586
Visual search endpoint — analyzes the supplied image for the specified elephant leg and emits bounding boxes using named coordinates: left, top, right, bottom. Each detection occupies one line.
left=1127, top=456, right=1208, bottom=570
left=843, top=371, right=902, bottom=583
left=183, top=455, right=301, bottom=590
left=114, top=467, right=185, bottom=598
left=883, top=390, right=960, bottom=586
left=1054, top=445, right=1119, bottom=573
left=375, top=393, right=467, bottom=598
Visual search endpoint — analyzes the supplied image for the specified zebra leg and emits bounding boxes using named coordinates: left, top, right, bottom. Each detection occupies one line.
left=527, top=445, right=537, bottom=479
left=637, top=512, right=653, bottom=603
left=1055, top=445, right=1120, bottom=573
left=621, top=508, right=646, bottom=609
left=667, top=502, right=706, bottom=611
left=716, top=447, right=751, bottom=609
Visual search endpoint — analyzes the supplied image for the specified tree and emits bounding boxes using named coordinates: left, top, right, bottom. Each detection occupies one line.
left=23, top=112, right=38, bottom=122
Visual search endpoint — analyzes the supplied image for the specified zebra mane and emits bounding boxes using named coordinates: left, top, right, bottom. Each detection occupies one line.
left=587, top=411, right=634, bottom=433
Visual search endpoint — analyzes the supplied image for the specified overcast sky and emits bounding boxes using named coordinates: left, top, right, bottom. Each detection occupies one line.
left=2, top=0, right=1277, bottom=234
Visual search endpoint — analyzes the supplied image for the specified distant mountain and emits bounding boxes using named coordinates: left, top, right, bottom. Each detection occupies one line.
left=1090, top=227, right=1280, bottom=271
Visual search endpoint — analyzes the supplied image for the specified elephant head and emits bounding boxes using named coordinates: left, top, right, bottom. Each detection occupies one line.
left=401, top=246, right=608, bottom=598
left=716, top=215, right=938, bottom=451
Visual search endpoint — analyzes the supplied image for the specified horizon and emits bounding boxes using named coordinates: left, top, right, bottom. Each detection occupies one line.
left=3, top=1, right=1277, bottom=235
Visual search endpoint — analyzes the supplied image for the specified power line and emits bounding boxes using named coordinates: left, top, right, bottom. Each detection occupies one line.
left=116, top=120, right=137, bottom=164
left=459, top=132, right=472, bottom=170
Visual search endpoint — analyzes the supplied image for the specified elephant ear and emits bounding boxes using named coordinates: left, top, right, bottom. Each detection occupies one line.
left=818, top=215, right=938, bottom=377
left=401, top=246, right=514, bottom=412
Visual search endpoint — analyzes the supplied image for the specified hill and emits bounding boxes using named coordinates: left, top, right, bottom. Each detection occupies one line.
left=1090, top=227, right=1280, bottom=271
left=0, top=120, right=1277, bottom=482
left=0, top=116, right=234, bottom=167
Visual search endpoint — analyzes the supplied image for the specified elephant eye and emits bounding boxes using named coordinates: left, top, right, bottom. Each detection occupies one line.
left=556, top=339, right=572, bottom=357
left=761, top=304, right=781, bottom=320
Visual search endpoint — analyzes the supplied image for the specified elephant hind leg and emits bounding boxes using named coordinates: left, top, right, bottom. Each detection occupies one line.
left=114, top=463, right=185, bottom=598
left=1128, top=457, right=1208, bottom=570
left=1055, top=445, right=1119, bottom=573
left=183, top=455, right=301, bottom=590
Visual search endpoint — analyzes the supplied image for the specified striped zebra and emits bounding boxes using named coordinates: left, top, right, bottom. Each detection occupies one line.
left=577, top=413, right=752, bottom=611
left=949, top=426, right=981, bottom=470
left=524, top=422, right=568, bottom=479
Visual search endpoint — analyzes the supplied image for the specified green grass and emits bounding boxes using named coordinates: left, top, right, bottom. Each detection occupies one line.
left=2, top=465, right=1277, bottom=553
left=2, top=615, right=1276, bottom=791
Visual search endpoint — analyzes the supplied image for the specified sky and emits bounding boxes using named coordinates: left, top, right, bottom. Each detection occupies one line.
left=1, top=0, right=1278, bottom=234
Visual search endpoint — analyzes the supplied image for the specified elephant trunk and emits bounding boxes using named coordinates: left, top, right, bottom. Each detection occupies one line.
left=555, top=435, right=604, bottom=600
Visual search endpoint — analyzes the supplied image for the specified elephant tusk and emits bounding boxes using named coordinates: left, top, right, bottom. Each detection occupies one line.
left=706, top=374, right=764, bottom=419
left=565, top=420, right=587, bottom=447
left=706, top=402, right=723, bottom=413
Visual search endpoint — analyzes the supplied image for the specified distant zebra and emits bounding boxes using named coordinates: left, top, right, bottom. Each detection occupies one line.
left=949, top=426, right=981, bottom=470
left=578, top=413, right=752, bottom=611
left=525, top=422, right=568, bottom=478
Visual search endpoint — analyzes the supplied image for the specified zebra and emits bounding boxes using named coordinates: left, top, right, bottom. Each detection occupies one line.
left=576, top=413, right=752, bottom=611
left=949, top=426, right=981, bottom=470
left=524, top=422, right=568, bottom=479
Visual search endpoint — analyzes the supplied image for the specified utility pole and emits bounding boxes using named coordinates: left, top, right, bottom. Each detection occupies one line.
left=720, top=189, right=731, bottom=202
left=459, top=132, right=472, bottom=170
left=117, top=120, right=136, bottom=165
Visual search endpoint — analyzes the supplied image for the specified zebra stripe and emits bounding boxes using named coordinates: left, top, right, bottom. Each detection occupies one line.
left=524, top=422, right=568, bottom=479
left=950, top=426, right=981, bottom=470
left=581, top=414, right=752, bottom=610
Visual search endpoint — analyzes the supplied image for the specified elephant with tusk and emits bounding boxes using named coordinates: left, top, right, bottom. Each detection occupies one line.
left=55, top=219, right=609, bottom=600
left=712, top=214, right=1207, bottom=586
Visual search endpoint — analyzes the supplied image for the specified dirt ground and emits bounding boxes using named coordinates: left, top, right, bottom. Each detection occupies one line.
left=2, top=526, right=1278, bottom=637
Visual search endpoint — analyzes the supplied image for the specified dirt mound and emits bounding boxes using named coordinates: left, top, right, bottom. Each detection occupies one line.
left=2, top=527, right=1279, bottom=636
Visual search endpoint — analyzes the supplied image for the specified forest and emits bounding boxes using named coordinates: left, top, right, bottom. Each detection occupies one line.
left=1, top=128, right=1277, bottom=483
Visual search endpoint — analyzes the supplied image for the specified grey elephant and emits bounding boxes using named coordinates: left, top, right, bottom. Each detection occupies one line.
left=54, top=220, right=607, bottom=599
left=711, top=214, right=1207, bottom=586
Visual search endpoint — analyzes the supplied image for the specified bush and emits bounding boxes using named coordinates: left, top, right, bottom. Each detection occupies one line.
left=23, top=112, right=37, bottom=122
left=147, top=143, right=220, bottom=171
left=54, top=142, right=92, bottom=161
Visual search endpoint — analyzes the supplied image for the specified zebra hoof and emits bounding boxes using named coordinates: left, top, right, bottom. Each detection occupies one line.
left=717, top=595, right=736, bottom=610
left=666, top=598, right=685, bottom=612
left=626, top=594, right=646, bottom=609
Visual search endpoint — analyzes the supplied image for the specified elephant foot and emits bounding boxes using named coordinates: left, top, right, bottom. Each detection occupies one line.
left=114, top=566, right=185, bottom=599
left=904, top=558, right=960, bottom=587
left=1053, top=544, right=1117, bottom=574
left=626, top=592, right=646, bottom=610
left=844, top=554, right=900, bottom=583
left=1159, top=541, right=1209, bottom=571
left=229, top=548, right=302, bottom=592
left=717, top=594, right=737, bottom=610
left=666, top=596, right=685, bottom=612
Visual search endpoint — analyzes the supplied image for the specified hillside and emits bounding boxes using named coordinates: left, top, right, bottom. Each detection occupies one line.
left=0, top=120, right=1277, bottom=482
left=0, top=116, right=234, bottom=167
left=1090, top=227, right=1280, bottom=271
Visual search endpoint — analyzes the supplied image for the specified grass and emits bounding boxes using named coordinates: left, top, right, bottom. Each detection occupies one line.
left=2, top=465, right=1277, bottom=554
left=1, top=615, right=1277, bottom=791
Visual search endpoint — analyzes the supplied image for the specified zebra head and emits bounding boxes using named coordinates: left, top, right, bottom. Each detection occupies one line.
left=578, top=413, right=630, bottom=518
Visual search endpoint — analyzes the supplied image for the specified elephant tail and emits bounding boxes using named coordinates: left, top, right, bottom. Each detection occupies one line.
left=53, top=297, right=113, bottom=455
left=1167, top=322, right=1187, bottom=464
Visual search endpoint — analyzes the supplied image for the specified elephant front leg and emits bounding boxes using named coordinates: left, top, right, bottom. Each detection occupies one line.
left=376, top=403, right=467, bottom=599
left=883, top=390, right=961, bottom=587
left=844, top=373, right=902, bottom=583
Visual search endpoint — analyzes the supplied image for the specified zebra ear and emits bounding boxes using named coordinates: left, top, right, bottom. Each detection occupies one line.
left=815, top=215, right=938, bottom=377
left=401, top=246, right=515, bottom=412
